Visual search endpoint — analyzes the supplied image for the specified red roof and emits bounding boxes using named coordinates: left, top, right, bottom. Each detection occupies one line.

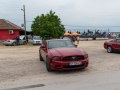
left=0, top=19, right=24, bottom=31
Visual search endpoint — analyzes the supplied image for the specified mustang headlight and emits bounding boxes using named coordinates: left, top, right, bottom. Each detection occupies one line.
left=53, top=56, right=61, bottom=60
left=84, top=54, right=88, bottom=59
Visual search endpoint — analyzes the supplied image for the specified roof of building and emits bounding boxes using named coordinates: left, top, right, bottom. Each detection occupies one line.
left=0, top=19, right=24, bottom=31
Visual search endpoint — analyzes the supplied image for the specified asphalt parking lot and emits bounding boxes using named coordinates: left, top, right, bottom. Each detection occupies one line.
left=0, top=40, right=120, bottom=85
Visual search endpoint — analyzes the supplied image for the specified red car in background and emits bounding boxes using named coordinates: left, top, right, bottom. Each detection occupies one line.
left=104, top=39, right=120, bottom=53
left=39, top=39, right=89, bottom=72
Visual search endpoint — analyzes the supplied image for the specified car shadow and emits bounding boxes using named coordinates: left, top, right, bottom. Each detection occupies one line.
left=50, top=68, right=90, bottom=75
left=102, top=49, right=120, bottom=54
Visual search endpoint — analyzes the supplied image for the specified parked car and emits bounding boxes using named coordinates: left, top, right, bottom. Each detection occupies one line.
left=3, top=35, right=25, bottom=46
left=28, top=36, right=42, bottom=45
left=104, top=38, right=120, bottom=53
left=39, top=39, right=89, bottom=72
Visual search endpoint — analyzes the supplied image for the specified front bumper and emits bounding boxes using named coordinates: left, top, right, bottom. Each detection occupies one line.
left=104, top=44, right=107, bottom=49
left=33, top=42, right=42, bottom=45
left=50, top=59, right=89, bottom=70
left=3, top=42, right=13, bottom=45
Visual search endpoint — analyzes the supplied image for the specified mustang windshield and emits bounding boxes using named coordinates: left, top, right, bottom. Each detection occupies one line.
left=48, top=40, right=75, bottom=49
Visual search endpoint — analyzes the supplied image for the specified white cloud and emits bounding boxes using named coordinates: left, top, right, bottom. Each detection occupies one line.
left=0, top=0, right=120, bottom=31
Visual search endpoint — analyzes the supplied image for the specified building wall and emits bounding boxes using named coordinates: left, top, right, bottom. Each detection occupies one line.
left=0, top=29, right=19, bottom=40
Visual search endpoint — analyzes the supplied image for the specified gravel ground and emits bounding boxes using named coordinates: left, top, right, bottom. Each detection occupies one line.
left=0, top=40, right=120, bottom=85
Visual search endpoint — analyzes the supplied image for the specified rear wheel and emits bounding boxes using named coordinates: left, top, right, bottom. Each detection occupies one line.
left=92, top=36, right=96, bottom=40
left=46, top=57, right=52, bottom=72
left=107, top=46, right=113, bottom=53
left=13, top=42, right=16, bottom=46
left=23, top=41, right=26, bottom=45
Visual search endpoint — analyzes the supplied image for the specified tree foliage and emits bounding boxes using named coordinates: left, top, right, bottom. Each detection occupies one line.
left=31, top=11, right=65, bottom=39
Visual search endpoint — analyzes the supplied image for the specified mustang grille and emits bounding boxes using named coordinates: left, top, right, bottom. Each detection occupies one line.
left=63, top=56, right=84, bottom=61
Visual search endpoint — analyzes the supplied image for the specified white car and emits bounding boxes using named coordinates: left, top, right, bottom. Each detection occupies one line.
left=28, top=36, right=42, bottom=45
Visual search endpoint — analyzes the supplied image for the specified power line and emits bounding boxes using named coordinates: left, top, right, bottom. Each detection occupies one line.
left=64, top=25, right=120, bottom=27
left=25, top=21, right=120, bottom=27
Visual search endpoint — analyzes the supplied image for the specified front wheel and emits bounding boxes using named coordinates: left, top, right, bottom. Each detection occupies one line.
left=107, top=46, right=113, bottom=53
left=46, top=57, right=52, bottom=72
left=23, top=41, right=26, bottom=45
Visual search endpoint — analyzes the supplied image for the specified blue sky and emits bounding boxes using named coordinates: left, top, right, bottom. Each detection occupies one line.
left=0, top=0, right=120, bottom=32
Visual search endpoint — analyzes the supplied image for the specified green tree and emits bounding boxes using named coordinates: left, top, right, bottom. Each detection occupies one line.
left=31, top=10, right=65, bottom=39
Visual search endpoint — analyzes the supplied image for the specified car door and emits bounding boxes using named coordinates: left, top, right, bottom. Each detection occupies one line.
left=111, top=39, right=118, bottom=50
left=116, top=39, right=120, bottom=51
left=21, top=39, right=25, bottom=44
left=19, top=39, right=22, bottom=44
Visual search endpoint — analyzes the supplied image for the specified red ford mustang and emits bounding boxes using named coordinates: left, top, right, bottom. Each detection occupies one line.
left=39, top=39, right=89, bottom=72
left=104, top=38, right=120, bottom=53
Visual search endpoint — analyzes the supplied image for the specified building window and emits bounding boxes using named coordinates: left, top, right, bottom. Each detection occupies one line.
left=9, top=30, right=14, bottom=34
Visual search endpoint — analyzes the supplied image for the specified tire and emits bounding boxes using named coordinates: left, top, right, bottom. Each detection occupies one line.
left=92, top=36, right=96, bottom=40
left=107, top=46, right=113, bottom=53
left=13, top=42, right=16, bottom=46
left=46, top=57, right=52, bottom=72
left=23, top=41, right=26, bottom=45
left=39, top=52, right=44, bottom=61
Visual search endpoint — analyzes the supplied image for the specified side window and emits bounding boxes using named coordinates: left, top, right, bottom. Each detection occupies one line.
left=9, top=30, right=14, bottom=34
left=116, top=39, right=120, bottom=43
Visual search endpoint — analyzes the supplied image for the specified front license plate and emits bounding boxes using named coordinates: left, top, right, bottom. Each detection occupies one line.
left=36, top=42, right=40, bottom=43
left=69, top=62, right=81, bottom=66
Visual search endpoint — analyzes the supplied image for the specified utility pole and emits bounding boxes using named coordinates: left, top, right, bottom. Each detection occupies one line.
left=21, top=5, right=27, bottom=43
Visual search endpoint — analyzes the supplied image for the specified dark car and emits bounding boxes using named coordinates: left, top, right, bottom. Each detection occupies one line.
left=104, top=38, right=120, bottom=53
left=39, top=39, right=89, bottom=72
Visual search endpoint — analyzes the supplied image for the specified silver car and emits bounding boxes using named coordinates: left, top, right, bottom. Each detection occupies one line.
left=3, top=36, right=25, bottom=46
left=28, top=36, right=42, bottom=45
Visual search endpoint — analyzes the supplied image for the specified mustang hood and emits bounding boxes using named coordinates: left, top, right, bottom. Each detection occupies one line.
left=49, top=48, right=86, bottom=57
